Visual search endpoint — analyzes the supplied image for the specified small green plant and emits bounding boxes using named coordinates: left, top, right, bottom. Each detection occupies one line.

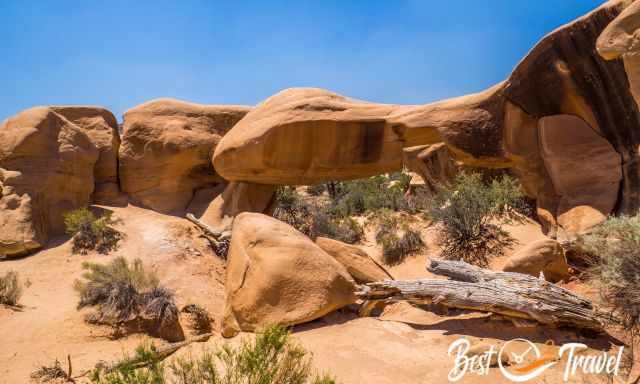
left=578, top=214, right=640, bottom=332
left=374, top=213, right=423, bottom=265
left=91, top=343, right=165, bottom=384
left=90, top=325, right=337, bottom=384
left=74, top=257, right=180, bottom=339
left=273, top=187, right=314, bottom=237
left=0, top=270, right=22, bottom=306
left=306, top=184, right=326, bottom=196
left=64, top=207, right=123, bottom=254
left=328, top=172, right=414, bottom=217
left=311, top=211, right=364, bottom=244
left=273, top=187, right=364, bottom=244
left=426, top=172, right=522, bottom=266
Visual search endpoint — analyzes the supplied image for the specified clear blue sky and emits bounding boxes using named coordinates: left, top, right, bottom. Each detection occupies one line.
left=0, top=0, right=604, bottom=122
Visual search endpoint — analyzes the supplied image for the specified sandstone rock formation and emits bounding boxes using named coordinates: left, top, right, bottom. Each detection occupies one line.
left=502, top=239, right=570, bottom=283
left=402, top=143, right=460, bottom=194
left=222, top=213, right=356, bottom=337
left=212, top=88, right=405, bottom=185
left=119, top=99, right=250, bottom=213
left=213, top=0, right=640, bottom=235
left=198, top=181, right=276, bottom=231
left=0, top=107, right=99, bottom=257
left=315, top=237, right=393, bottom=284
left=51, top=106, right=121, bottom=204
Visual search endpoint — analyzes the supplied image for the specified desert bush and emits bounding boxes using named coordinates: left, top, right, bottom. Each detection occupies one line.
left=90, top=325, right=337, bottom=384
left=181, top=304, right=212, bottom=334
left=74, top=257, right=179, bottom=339
left=64, top=207, right=123, bottom=254
left=328, top=172, right=413, bottom=217
left=311, top=210, right=363, bottom=244
left=273, top=187, right=363, bottom=244
left=374, top=214, right=423, bottom=265
left=91, top=343, right=165, bottom=384
left=306, top=184, right=326, bottom=196
left=0, top=270, right=22, bottom=306
left=578, top=214, right=640, bottom=332
left=31, top=359, right=71, bottom=383
left=273, top=187, right=314, bottom=236
left=426, top=172, right=522, bottom=267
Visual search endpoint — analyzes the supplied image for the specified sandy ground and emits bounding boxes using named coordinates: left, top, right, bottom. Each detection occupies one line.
left=0, top=205, right=626, bottom=383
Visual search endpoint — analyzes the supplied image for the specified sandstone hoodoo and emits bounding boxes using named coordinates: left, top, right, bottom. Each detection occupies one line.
left=50, top=106, right=121, bottom=205
left=222, top=213, right=357, bottom=337
left=119, top=98, right=250, bottom=213
left=0, top=107, right=99, bottom=258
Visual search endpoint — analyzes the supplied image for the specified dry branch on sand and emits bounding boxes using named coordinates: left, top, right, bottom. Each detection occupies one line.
left=356, top=259, right=612, bottom=332
left=186, top=213, right=231, bottom=257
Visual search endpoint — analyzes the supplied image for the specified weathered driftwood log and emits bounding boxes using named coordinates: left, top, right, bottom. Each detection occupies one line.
left=186, top=213, right=230, bottom=239
left=356, top=259, right=610, bottom=331
left=186, top=213, right=231, bottom=257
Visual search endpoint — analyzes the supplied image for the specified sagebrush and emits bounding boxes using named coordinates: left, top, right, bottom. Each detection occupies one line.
left=578, top=214, right=640, bottom=332
left=374, top=213, right=424, bottom=265
left=0, top=270, right=22, bottom=306
left=74, top=257, right=179, bottom=339
left=426, top=172, right=523, bottom=266
left=273, top=172, right=419, bottom=244
left=90, top=325, right=337, bottom=384
left=64, top=207, right=123, bottom=254
left=273, top=187, right=364, bottom=244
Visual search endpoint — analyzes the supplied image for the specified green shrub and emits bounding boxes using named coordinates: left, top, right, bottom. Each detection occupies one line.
left=0, top=270, right=22, bottom=306
left=90, top=325, right=337, bottom=384
left=426, top=172, right=522, bottom=266
left=64, top=207, right=123, bottom=254
left=273, top=187, right=314, bottom=237
left=91, top=343, right=165, bottom=384
left=374, top=214, right=423, bottom=265
left=306, top=184, right=326, bottom=196
left=578, top=214, right=640, bottom=331
left=328, top=172, right=413, bottom=217
left=273, top=187, right=363, bottom=244
left=311, top=211, right=363, bottom=244
left=74, top=257, right=178, bottom=338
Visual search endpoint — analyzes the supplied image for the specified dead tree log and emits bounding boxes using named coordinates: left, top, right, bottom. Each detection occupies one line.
left=356, top=259, right=611, bottom=331
left=186, top=213, right=230, bottom=239
left=186, top=213, right=231, bottom=257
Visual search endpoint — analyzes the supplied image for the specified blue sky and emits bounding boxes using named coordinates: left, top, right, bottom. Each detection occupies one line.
left=0, top=0, right=604, bottom=122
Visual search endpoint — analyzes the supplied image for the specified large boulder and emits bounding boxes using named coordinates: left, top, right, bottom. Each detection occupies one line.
left=119, top=99, right=250, bottom=213
left=0, top=107, right=99, bottom=257
left=222, top=213, right=356, bottom=337
left=50, top=106, right=121, bottom=204
left=315, top=237, right=392, bottom=284
left=502, top=239, right=570, bottom=282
